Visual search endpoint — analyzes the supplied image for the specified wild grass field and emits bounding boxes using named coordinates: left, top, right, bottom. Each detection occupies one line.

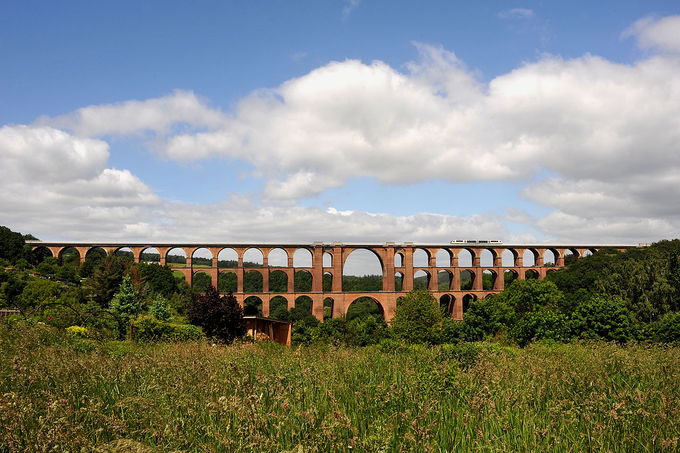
left=1, top=323, right=679, bottom=452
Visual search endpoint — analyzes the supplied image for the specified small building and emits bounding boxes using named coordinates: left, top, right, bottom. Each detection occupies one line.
left=243, top=316, right=292, bottom=346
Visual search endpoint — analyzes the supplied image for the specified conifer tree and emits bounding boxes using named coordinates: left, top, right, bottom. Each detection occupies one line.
left=110, top=276, right=143, bottom=322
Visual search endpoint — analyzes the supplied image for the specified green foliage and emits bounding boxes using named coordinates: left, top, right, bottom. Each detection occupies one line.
left=294, top=270, right=312, bottom=292
left=269, top=296, right=291, bottom=321
left=218, top=271, right=238, bottom=292
left=150, top=293, right=172, bottom=322
left=291, top=296, right=317, bottom=324
left=595, top=251, right=675, bottom=323
left=0, top=225, right=27, bottom=264
left=510, top=310, right=570, bottom=347
left=652, top=312, right=680, bottom=344
left=569, top=295, right=633, bottom=343
left=496, top=279, right=566, bottom=317
left=88, top=253, right=128, bottom=307
left=461, top=296, right=514, bottom=341
left=187, top=286, right=246, bottom=343
left=268, top=270, right=287, bottom=292
left=131, top=316, right=203, bottom=342
left=109, top=276, right=143, bottom=322
left=244, top=296, right=263, bottom=316
left=79, top=248, right=107, bottom=278
left=342, top=274, right=382, bottom=291
left=192, top=272, right=212, bottom=292
left=0, top=275, right=28, bottom=315
left=548, top=242, right=680, bottom=323
left=391, top=289, right=442, bottom=344
left=344, top=315, right=389, bottom=346
left=346, top=297, right=383, bottom=322
left=439, top=318, right=466, bottom=344
left=139, top=263, right=178, bottom=297
left=243, top=270, right=263, bottom=292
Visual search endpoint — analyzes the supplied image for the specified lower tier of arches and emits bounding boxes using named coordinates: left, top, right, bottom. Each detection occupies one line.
left=228, top=290, right=499, bottom=323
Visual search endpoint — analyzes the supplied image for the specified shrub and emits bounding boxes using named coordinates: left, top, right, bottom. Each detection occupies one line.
left=460, top=296, right=514, bottom=341
left=653, top=312, right=680, bottom=344
left=66, top=325, right=88, bottom=338
left=509, top=309, right=570, bottom=347
left=440, top=317, right=465, bottom=344
left=570, top=295, right=633, bottom=343
left=436, top=342, right=483, bottom=370
left=150, top=293, right=172, bottom=322
left=131, top=316, right=203, bottom=342
left=174, top=324, right=203, bottom=341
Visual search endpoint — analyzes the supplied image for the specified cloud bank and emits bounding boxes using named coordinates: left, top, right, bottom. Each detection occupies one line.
left=4, top=17, right=680, bottom=245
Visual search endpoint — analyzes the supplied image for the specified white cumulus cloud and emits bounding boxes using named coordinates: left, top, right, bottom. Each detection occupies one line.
left=623, top=15, right=680, bottom=53
left=36, top=90, right=226, bottom=137
left=6, top=16, right=680, bottom=245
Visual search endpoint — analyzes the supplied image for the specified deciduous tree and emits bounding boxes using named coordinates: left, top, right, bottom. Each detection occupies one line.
left=187, top=287, right=246, bottom=343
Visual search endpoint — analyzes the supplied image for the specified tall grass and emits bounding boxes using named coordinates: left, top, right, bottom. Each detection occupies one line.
left=1, top=323, right=678, bottom=452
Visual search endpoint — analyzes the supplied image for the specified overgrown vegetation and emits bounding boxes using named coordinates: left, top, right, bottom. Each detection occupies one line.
left=3, top=227, right=680, bottom=450
left=1, top=324, right=678, bottom=452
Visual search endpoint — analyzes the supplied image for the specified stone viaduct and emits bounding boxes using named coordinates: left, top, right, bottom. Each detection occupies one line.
left=29, top=241, right=638, bottom=322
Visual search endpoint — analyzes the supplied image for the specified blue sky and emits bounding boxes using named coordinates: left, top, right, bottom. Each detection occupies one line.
left=2, top=0, right=680, bottom=247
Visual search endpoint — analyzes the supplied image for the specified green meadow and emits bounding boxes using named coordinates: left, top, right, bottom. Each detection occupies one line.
left=1, top=323, right=678, bottom=452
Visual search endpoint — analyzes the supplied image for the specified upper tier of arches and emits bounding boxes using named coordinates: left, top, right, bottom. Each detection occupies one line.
left=31, top=241, right=627, bottom=277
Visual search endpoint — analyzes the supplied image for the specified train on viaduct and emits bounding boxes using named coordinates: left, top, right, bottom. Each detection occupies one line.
left=28, top=241, right=640, bottom=322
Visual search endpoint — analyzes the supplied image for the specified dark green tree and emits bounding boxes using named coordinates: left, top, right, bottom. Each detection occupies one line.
left=569, top=295, right=633, bottom=343
left=652, top=312, right=680, bottom=344
left=0, top=276, right=27, bottom=315
left=460, top=295, right=514, bottom=341
left=89, top=252, right=128, bottom=307
left=187, top=287, right=246, bottom=343
left=269, top=296, right=291, bottom=320
left=509, top=310, right=570, bottom=347
left=294, top=271, right=312, bottom=292
left=0, top=226, right=26, bottom=264
left=268, top=270, right=288, bottom=292
left=139, top=263, right=179, bottom=298
left=218, top=271, right=238, bottom=293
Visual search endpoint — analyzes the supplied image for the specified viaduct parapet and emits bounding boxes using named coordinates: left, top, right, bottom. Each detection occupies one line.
left=28, top=241, right=640, bottom=322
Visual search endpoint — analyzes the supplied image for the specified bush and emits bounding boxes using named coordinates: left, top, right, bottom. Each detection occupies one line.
left=653, top=312, right=680, bottom=344
left=436, top=342, right=483, bottom=370
left=570, top=295, right=633, bottom=343
left=344, top=315, right=389, bottom=347
left=509, top=309, right=570, bottom=347
left=131, top=316, right=203, bottom=342
left=66, top=325, right=88, bottom=338
left=376, top=338, right=408, bottom=354
left=150, top=294, right=172, bottom=322
left=460, top=296, right=514, bottom=341
left=440, top=318, right=465, bottom=344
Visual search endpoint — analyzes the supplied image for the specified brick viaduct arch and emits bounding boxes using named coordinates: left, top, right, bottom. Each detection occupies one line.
left=28, top=241, right=636, bottom=322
